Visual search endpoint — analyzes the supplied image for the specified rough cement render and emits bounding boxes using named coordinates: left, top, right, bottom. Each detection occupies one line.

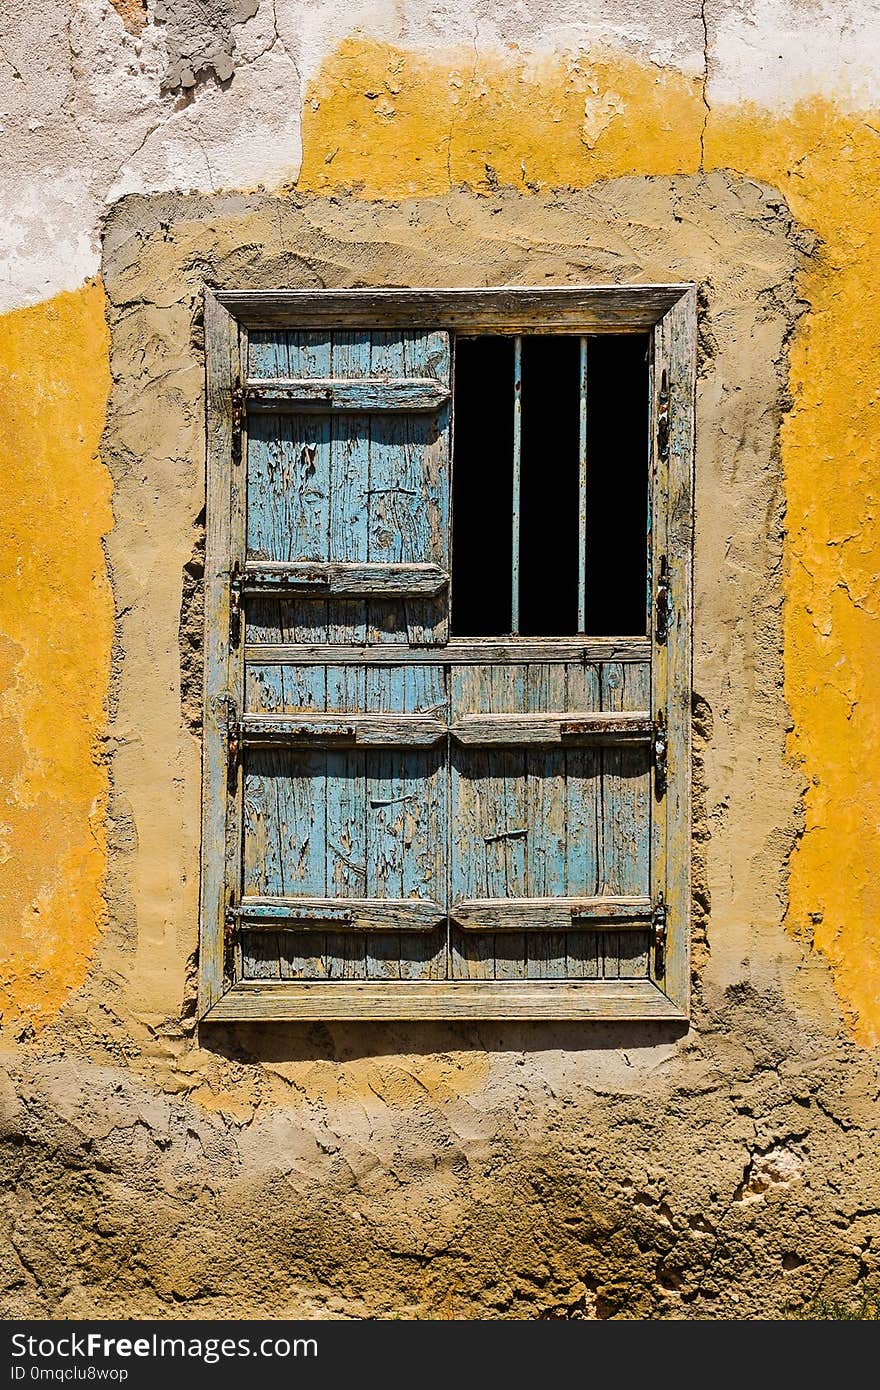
left=1, top=176, right=878, bottom=1319
left=154, top=0, right=259, bottom=91
left=7, top=0, right=880, bottom=313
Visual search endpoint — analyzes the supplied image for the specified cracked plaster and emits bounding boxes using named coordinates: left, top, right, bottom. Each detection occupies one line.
left=0, top=177, right=870, bottom=1319
left=2, top=0, right=880, bottom=1320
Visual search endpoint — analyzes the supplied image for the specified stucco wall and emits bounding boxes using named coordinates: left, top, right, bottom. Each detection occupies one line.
left=1, top=0, right=879, bottom=1318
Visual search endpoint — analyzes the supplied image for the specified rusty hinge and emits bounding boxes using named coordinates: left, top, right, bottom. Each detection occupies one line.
left=231, top=381, right=244, bottom=463
left=655, top=555, right=671, bottom=644
left=229, top=562, right=243, bottom=646
left=652, top=892, right=667, bottom=976
left=224, top=904, right=237, bottom=953
left=226, top=698, right=240, bottom=782
left=653, top=709, right=668, bottom=800
left=657, top=369, right=669, bottom=460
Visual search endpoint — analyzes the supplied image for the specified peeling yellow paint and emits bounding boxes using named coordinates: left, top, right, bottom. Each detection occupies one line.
left=3, top=39, right=878, bottom=1046
left=708, top=107, right=880, bottom=1046
left=0, top=282, right=113, bottom=1032
left=299, top=39, right=704, bottom=196
left=299, top=40, right=880, bottom=1043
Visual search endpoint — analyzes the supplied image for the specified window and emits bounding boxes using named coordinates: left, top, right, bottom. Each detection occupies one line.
left=199, top=286, right=695, bottom=1022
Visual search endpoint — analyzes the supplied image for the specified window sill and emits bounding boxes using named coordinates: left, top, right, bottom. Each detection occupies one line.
left=201, top=978, right=686, bottom=1023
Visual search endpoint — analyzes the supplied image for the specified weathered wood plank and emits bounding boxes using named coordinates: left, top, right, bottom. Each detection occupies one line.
left=323, top=335, right=368, bottom=978
left=198, top=290, right=239, bottom=1015
left=240, top=758, right=278, bottom=981
left=219, top=286, right=694, bottom=334
left=451, top=896, right=652, bottom=930
left=652, top=287, right=696, bottom=1013
left=328, top=332, right=370, bottom=649
left=242, top=933, right=281, bottom=981
left=239, top=713, right=447, bottom=747
left=235, top=897, right=444, bottom=930
left=239, top=320, right=298, bottom=984
left=525, top=664, right=566, bottom=979
left=450, top=711, right=652, bottom=746
left=449, top=666, right=493, bottom=979
left=246, top=412, right=332, bottom=564
left=204, top=979, right=687, bottom=1023
left=397, top=666, right=447, bottom=978
left=601, top=662, right=651, bottom=979
left=364, top=665, right=405, bottom=978
left=244, top=561, right=449, bottom=597
left=366, top=333, right=408, bottom=646
left=490, top=670, right=528, bottom=978
left=245, top=638, right=650, bottom=665
left=403, top=331, right=450, bottom=645
left=247, top=378, right=450, bottom=411
left=565, top=662, right=602, bottom=979
left=275, top=647, right=328, bottom=978
left=324, top=669, right=365, bottom=970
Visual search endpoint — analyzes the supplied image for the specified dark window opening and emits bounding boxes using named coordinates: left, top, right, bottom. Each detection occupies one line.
left=585, top=334, right=650, bottom=636
left=450, top=336, right=514, bottom=636
left=451, top=331, right=649, bottom=638
left=519, top=336, right=581, bottom=636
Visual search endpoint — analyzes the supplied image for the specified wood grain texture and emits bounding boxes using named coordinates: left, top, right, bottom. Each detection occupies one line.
left=452, top=897, right=652, bottom=930
left=235, top=897, right=443, bottom=930
left=204, top=292, right=695, bottom=1018
left=198, top=290, right=239, bottom=1015
left=204, top=979, right=686, bottom=1022
left=524, top=663, right=565, bottom=979
left=247, top=378, right=450, bottom=411
left=246, top=638, right=650, bottom=665
left=450, top=711, right=652, bottom=745
left=221, top=286, right=693, bottom=333
left=652, top=287, right=696, bottom=1013
left=601, top=661, right=651, bottom=978
left=565, top=661, right=602, bottom=978
left=239, top=712, right=447, bottom=748
left=244, top=561, right=448, bottom=597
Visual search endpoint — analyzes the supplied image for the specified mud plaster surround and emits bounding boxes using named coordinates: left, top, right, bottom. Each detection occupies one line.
left=98, top=174, right=814, bottom=1050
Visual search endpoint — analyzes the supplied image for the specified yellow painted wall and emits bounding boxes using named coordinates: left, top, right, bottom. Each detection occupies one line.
left=0, top=283, right=114, bottom=1031
left=1, top=39, right=877, bottom=1043
left=300, top=40, right=880, bottom=1043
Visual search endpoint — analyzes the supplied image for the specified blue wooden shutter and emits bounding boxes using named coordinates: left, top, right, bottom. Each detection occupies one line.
left=448, top=660, right=653, bottom=979
left=236, top=329, right=451, bottom=981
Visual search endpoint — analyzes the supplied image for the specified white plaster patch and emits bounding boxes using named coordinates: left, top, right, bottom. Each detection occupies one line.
left=289, top=0, right=706, bottom=92
left=107, top=48, right=302, bottom=199
left=0, top=174, right=99, bottom=313
left=3, top=0, right=880, bottom=312
left=1, top=0, right=301, bottom=311
left=710, top=0, right=880, bottom=110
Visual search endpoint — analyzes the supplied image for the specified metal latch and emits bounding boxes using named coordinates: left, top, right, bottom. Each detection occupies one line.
left=231, top=382, right=244, bottom=463
left=229, top=562, right=243, bottom=646
left=655, top=555, right=671, bottom=644
left=226, top=698, right=240, bottom=780
left=652, top=892, right=667, bottom=976
left=286, top=572, right=331, bottom=592
left=653, top=709, right=667, bottom=800
left=224, top=905, right=237, bottom=956
left=657, top=369, right=669, bottom=460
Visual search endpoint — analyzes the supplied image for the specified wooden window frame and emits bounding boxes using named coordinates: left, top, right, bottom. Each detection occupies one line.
left=198, top=285, right=696, bottom=1024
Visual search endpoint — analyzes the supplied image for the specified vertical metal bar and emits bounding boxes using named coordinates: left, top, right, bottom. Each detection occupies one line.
left=578, top=336, right=588, bottom=633
left=512, top=335, right=522, bottom=634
